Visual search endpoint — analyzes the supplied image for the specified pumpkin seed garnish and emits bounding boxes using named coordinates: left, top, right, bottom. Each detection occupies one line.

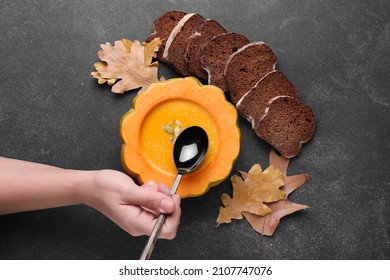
left=162, top=119, right=184, bottom=143
left=162, top=125, right=174, bottom=135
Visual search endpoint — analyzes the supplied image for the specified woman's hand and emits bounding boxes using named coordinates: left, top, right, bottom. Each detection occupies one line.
left=84, top=170, right=181, bottom=239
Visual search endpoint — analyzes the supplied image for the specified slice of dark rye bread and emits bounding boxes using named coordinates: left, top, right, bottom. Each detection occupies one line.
left=255, top=96, right=316, bottom=158
left=225, top=42, right=277, bottom=104
left=201, top=32, right=250, bottom=92
left=236, top=70, right=298, bottom=128
left=163, top=13, right=206, bottom=76
left=185, top=19, right=227, bottom=80
left=145, top=10, right=187, bottom=62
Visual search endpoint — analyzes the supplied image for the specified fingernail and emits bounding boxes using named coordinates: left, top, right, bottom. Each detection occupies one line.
left=159, top=198, right=174, bottom=213
left=159, top=183, right=170, bottom=193
left=145, top=180, right=158, bottom=189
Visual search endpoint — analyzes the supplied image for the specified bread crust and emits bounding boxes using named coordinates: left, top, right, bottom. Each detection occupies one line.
left=145, top=10, right=187, bottom=62
left=201, top=32, right=250, bottom=92
left=225, top=42, right=277, bottom=104
left=185, top=19, right=227, bottom=80
left=236, top=70, right=298, bottom=128
left=163, top=13, right=205, bottom=76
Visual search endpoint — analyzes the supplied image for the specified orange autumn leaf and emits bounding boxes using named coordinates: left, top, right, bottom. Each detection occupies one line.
left=91, top=38, right=161, bottom=94
left=242, top=149, right=309, bottom=236
left=243, top=200, right=309, bottom=236
left=217, top=164, right=285, bottom=225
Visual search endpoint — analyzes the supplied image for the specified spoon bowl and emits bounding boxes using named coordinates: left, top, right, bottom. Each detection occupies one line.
left=139, top=126, right=209, bottom=260
left=174, top=126, right=208, bottom=174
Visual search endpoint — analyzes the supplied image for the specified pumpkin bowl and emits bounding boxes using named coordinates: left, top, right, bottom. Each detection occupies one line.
left=120, top=77, right=240, bottom=198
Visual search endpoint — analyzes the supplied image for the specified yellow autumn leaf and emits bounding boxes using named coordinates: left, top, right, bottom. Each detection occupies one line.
left=242, top=149, right=310, bottom=236
left=91, top=38, right=162, bottom=94
left=217, top=164, right=285, bottom=225
left=91, top=62, right=117, bottom=85
left=142, top=38, right=160, bottom=67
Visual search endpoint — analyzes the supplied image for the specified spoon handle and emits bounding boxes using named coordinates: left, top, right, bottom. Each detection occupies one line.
left=139, top=173, right=183, bottom=260
left=139, top=213, right=167, bottom=260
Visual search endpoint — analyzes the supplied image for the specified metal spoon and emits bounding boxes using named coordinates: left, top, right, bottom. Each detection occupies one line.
left=139, top=126, right=209, bottom=260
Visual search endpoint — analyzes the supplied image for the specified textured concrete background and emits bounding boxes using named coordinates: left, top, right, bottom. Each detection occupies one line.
left=0, top=0, right=389, bottom=259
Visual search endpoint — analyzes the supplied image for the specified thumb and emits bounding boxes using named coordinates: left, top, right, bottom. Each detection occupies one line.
left=132, top=187, right=175, bottom=214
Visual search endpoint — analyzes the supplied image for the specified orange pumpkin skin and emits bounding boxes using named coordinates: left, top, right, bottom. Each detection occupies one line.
left=120, top=77, right=240, bottom=198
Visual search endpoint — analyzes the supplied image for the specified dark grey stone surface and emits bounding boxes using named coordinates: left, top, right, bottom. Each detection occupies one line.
left=0, top=0, right=389, bottom=259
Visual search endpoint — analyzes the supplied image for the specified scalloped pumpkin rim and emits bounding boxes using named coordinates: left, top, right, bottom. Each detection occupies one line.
left=120, top=77, right=240, bottom=198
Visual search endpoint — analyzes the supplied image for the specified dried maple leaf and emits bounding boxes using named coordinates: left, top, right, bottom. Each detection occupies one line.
left=91, top=38, right=161, bottom=94
left=217, top=164, right=285, bottom=225
left=242, top=149, right=309, bottom=236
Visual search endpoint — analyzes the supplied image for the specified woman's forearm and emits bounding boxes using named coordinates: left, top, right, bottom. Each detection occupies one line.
left=0, top=156, right=181, bottom=239
left=0, top=156, right=93, bottom=215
